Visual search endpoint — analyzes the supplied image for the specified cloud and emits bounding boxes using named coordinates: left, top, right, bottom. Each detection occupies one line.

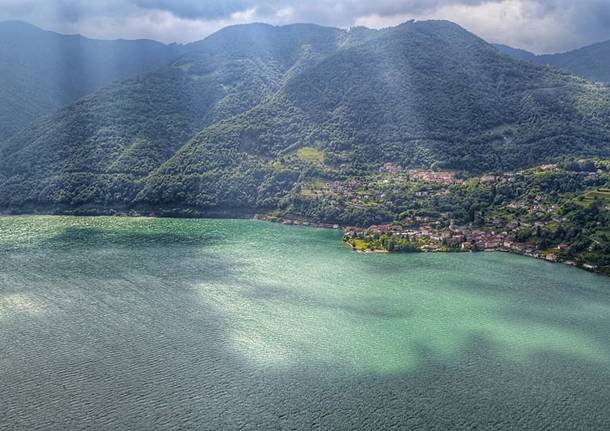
left=442, top=0, right=610, bottom=53
left=1, top=0, right=610, bottom=53
left=133, top=0, right=250, bottom=20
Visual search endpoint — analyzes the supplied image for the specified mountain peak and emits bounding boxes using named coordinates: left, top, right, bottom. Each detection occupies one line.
left=0, top=20, right=43, bottom=30
left=0, top=20, right=52, bottom=36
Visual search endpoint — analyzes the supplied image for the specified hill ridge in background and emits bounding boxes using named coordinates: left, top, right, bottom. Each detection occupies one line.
left=494, top=40, right=610, bottom=83
left=0, top=20, right=187, bottom=138
left=1, top=20, right=610, bottom=217
left=493, top=44, right=538, bottom=62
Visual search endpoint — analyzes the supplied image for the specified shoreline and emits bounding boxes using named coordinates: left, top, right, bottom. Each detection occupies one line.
left=343, top=239, right=606, bottom=276
left=346, top=241, right=606, bottom=275
left=252, top=215, right=592, bottom=274
left=0, top=211, right=606, bottom=277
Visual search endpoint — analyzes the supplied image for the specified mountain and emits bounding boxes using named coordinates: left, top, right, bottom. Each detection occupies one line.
left=1, top=20, right=610, bottom=216
left=495, top=40, right=610, bottom=83
left=0, top=21, right=184, bottom=138
left=493, top=44, right=538, bottom=62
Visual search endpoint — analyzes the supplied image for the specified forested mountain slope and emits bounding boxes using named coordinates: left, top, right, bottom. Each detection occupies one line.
left=493, top=44, right=538, bottom=62
left=495, top=40, right=610, bottom=84
left=0, top=21, right=183, bottom=138
left=1, top=20, right=610, bottom=216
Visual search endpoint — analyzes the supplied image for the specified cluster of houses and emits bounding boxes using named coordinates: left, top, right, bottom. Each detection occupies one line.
left=320, top=170, right=463, bottom=208
left=345, top=223, right=507, bottom=251
left=378, top=164, right=464, bottom=185
left=344, top=222, right=570, bottom=263
left=406, top=169, right=462, bottom=184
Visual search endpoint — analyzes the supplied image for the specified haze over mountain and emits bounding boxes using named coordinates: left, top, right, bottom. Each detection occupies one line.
left=1, top=20, right=610, bottom=216
left=495, top=41, right=610, bottom=84
left=0, top=20, right=184, bottom=138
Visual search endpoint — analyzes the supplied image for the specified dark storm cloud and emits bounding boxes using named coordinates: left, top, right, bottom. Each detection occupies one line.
left=2, top=0, right=610, bottom=53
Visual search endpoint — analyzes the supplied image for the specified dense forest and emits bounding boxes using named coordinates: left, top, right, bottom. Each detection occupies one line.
left=495, top=41, right=610, bottom=84
left=1, top=20, right=610, bottom=223
left=0, top=21, right=184, bottom=138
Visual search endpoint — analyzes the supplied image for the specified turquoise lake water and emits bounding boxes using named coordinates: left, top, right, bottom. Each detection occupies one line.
left=1, top=216, right=609, bottom=429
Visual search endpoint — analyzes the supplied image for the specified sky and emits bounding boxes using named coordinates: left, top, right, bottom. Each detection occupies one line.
left=1, top=0, right=610, bottom=53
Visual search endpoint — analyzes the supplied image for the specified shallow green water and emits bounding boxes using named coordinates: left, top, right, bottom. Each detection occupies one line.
left=1, top=216, right=609, bottom=430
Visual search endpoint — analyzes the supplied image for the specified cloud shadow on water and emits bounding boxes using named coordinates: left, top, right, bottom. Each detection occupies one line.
left=1, top=221, right=609, bottom=430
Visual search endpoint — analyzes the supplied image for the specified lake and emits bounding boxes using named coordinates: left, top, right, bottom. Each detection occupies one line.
left=1, top=216, right=609, bottom=430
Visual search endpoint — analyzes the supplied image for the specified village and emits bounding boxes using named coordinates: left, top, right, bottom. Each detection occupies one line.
left=260, top=160, right=609, bottom=274
left=343, top=221, right=575, bottom=264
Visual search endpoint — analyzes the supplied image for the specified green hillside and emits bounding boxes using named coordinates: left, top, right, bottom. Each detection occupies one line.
left=1, top=20, right=610, bottom=218
left=495, top=40, right=610, bottom=84
left=0, top=21, right=183, bottom=138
